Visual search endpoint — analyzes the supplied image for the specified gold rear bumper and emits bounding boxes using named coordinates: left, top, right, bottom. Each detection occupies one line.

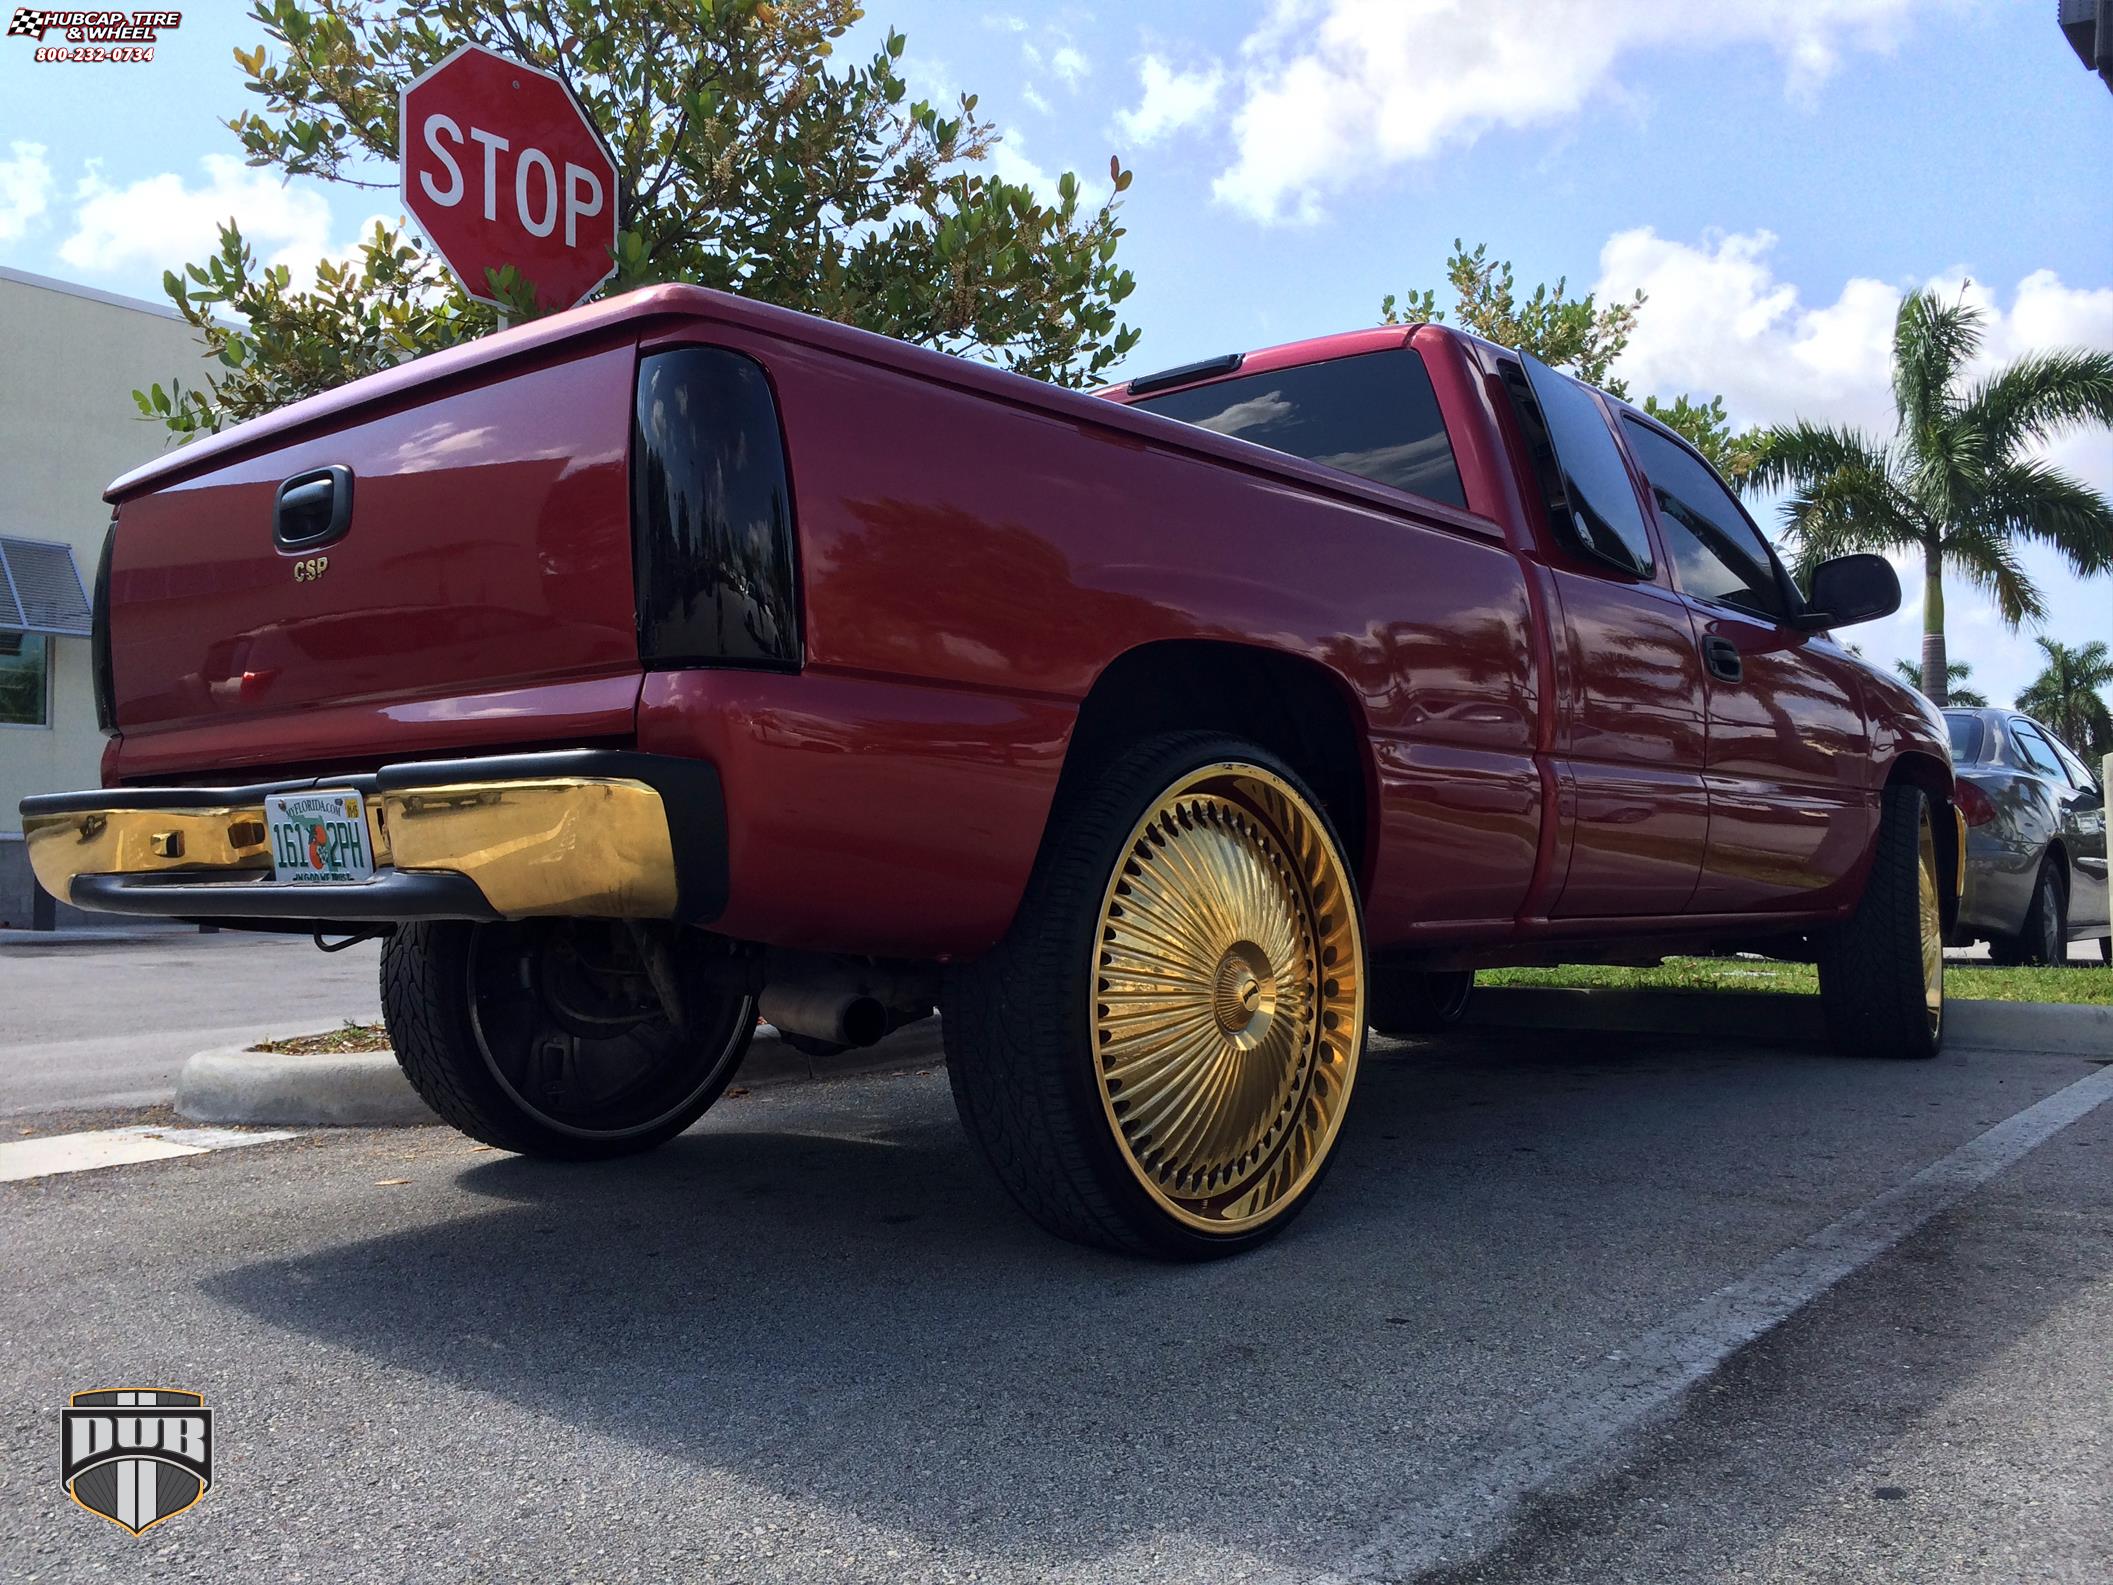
left=23, top=774, right=681, bottom=921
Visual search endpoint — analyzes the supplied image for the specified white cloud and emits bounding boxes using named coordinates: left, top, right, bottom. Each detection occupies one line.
left=59, top=155, right=335, bottom=280
left=1596, top=228, right=2113, bottom=702
left=0, top=141, right=54, bottom=243
left=1050, top=45, right=1091, bottom=87
left=1600, top=230, right=2113, bottom=460
left=1598, top=227, right=1897, bottom=432
left=1113, top=56, right=1226, bottom=147
left=1214, top=0, right=1930, bottom=223
left=1020, top=34, right=1092, bottom=94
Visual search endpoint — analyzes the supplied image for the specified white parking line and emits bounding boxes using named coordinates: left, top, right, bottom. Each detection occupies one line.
left=0, top=1125, right=300, bottom=1183
left=1294, top=1059, right=2113, bottom=1585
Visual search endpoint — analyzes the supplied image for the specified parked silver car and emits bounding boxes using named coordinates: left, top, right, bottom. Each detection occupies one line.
left=1944, top=708, right=2109, bottom=964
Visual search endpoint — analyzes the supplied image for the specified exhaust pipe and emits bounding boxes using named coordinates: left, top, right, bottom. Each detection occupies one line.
left=758, top=983, right=891, bottom=1049
left=757, top=955, right=936, bottom=1050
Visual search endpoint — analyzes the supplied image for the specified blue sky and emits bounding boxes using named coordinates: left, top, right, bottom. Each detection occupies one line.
left=3, top=0, right=2109, bottom=710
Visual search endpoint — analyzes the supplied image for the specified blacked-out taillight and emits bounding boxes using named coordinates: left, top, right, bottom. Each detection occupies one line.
left=630, top=346, right=801, bottom=669
left=90, top=517, right=117, bottom=735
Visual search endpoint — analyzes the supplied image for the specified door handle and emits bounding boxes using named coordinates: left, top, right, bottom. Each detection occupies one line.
left=274, top=465, right=354, bottom=550
left=1702, top=635, right=1743, bottom=683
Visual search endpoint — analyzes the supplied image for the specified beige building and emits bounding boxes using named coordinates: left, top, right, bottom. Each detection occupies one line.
left=1, top=267, right=206, bottom=927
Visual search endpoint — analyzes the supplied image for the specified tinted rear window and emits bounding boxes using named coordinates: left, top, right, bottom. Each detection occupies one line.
left=1944, top=712, right=1983, bottom=763
left=1131, top=348, right=1466, bottom=509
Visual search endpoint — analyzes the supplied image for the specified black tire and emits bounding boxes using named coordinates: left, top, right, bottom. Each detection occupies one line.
left=2015, top=860, right=2068, bottom=968
left=1369, top=969, right=1475, bottom=1037
left=1818, top=783, right=1944, bottom=1060
left=2099, top=936, right=2110, bottom=966
left=381, top=919, right=756, bottom=1159
left=1989, top=861, right=2069, bottom=967
left=943, top=732, right=1367, bottom=1259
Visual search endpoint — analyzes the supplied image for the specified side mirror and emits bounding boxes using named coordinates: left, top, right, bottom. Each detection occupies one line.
left=1798, top=553, right=1900, bottom=630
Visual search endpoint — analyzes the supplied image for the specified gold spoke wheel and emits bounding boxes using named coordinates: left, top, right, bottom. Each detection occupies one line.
left=1091, top=763, right=1363, bottom=1233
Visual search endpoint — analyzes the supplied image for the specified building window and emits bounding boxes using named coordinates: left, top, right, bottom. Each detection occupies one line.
left=0, top=631, right=50, bottom=727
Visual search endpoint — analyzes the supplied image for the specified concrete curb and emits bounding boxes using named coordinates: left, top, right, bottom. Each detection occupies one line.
left=177, top=1044, right=437, bottom=1127
left=1466, top=987, right=2111, bottom=1057
left=174, top=1017, right=951, bottom=1128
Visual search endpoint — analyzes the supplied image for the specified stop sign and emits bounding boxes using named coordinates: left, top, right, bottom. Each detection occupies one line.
left=399, top=43, right=619, bottom=313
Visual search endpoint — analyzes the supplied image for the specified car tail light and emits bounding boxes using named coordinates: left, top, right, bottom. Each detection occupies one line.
left=1955, top=780, right=1997, bottom=827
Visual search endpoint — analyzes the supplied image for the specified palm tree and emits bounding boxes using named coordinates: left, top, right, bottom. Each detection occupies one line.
left=1894, top=658, right=1987, bottom=707
left=1747, top=289, right=2113, bottom=705
left=2016, top=637, right=2113, bottom=761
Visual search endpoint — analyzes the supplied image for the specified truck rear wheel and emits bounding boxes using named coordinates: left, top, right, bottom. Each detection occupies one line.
left=944, top=734, right=1367, bottom=1258
left=1817, top=784, right=1944, bottom=1060
left=381, top=919, right=756, bottom=1159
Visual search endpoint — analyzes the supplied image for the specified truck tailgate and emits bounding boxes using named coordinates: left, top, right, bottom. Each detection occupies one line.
left=104, top=341, right=642, bottom=779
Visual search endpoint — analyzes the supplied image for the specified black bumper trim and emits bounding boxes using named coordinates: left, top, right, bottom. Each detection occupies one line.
left=70, top=869, right=500, bottom=924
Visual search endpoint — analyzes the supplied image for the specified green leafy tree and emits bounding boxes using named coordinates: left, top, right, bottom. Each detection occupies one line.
left=140, top=0, right=1140, bottom=437
left=2015, top=637, right=2113, bottom=761
left=1893, top=657, right=1986, bottom=708
left=1384, top=239, right=1641, bottom=388
left=1383, top=238, right=1755, bottom=474
left=1747, top=289, right=2113, bottom=706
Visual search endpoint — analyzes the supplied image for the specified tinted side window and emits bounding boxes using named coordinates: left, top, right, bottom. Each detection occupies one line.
left=2041, top=726, right=2097, bottom=791
left=1515, top=353, right=1655, bottom=577
left=2010, top=721, right=2064, bottom=779
left=1621, top=419, right=1784, bottom=618
left=1131, top=348, right=1466, bottom=509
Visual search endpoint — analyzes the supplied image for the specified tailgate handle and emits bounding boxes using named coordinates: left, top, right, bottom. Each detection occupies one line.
left=274, top=465, right=354, bottom=550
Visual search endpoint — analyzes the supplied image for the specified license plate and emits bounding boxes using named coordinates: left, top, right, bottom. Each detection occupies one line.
left=264, top=791, right=376, bottom=885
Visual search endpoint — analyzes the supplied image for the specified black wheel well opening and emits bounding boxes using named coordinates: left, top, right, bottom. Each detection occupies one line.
left=2043, top=839, right=2070, bottom=893
left=1887, top=752, right=1960, bottom=934
left=1059, top=640, right=1374, bottom=886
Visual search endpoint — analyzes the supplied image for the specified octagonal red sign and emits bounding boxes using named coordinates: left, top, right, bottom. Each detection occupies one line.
left=399, top=43, right=619, bottom=313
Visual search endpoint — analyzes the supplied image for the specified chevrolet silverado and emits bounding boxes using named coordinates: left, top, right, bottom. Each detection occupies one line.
left=21, top=285, right=1959, bottom=1256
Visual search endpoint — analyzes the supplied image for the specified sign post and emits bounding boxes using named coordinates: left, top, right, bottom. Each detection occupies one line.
left=398, top=44, right=620, bottom=314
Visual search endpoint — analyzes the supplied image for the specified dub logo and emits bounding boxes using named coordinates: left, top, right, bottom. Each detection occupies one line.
left=61, top=1389, right=212, bottom=1534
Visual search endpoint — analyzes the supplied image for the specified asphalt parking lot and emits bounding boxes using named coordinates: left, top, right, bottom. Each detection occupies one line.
left=1, top=936, right=2108, bottom=1583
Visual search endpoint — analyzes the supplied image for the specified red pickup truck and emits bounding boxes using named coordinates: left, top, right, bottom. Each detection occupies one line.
left=23, top=285, right=1958, bottom=1256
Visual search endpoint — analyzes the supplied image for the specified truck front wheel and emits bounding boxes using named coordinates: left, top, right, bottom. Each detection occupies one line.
left=1817, top=784, right=1945, bottom=1060
left=1368, top=968, right=1475, bottom=1037
left=945, top=734, right=1368, bottom=1258
left=381, top=919, right=757, bottom=1158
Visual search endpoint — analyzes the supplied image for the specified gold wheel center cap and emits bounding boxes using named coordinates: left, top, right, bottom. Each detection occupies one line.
left=1212, top=942, right=1277, bottom=1041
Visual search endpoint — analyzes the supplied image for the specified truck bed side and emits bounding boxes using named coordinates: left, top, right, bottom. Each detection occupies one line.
left=630, top=308, right=1544, bottom=956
